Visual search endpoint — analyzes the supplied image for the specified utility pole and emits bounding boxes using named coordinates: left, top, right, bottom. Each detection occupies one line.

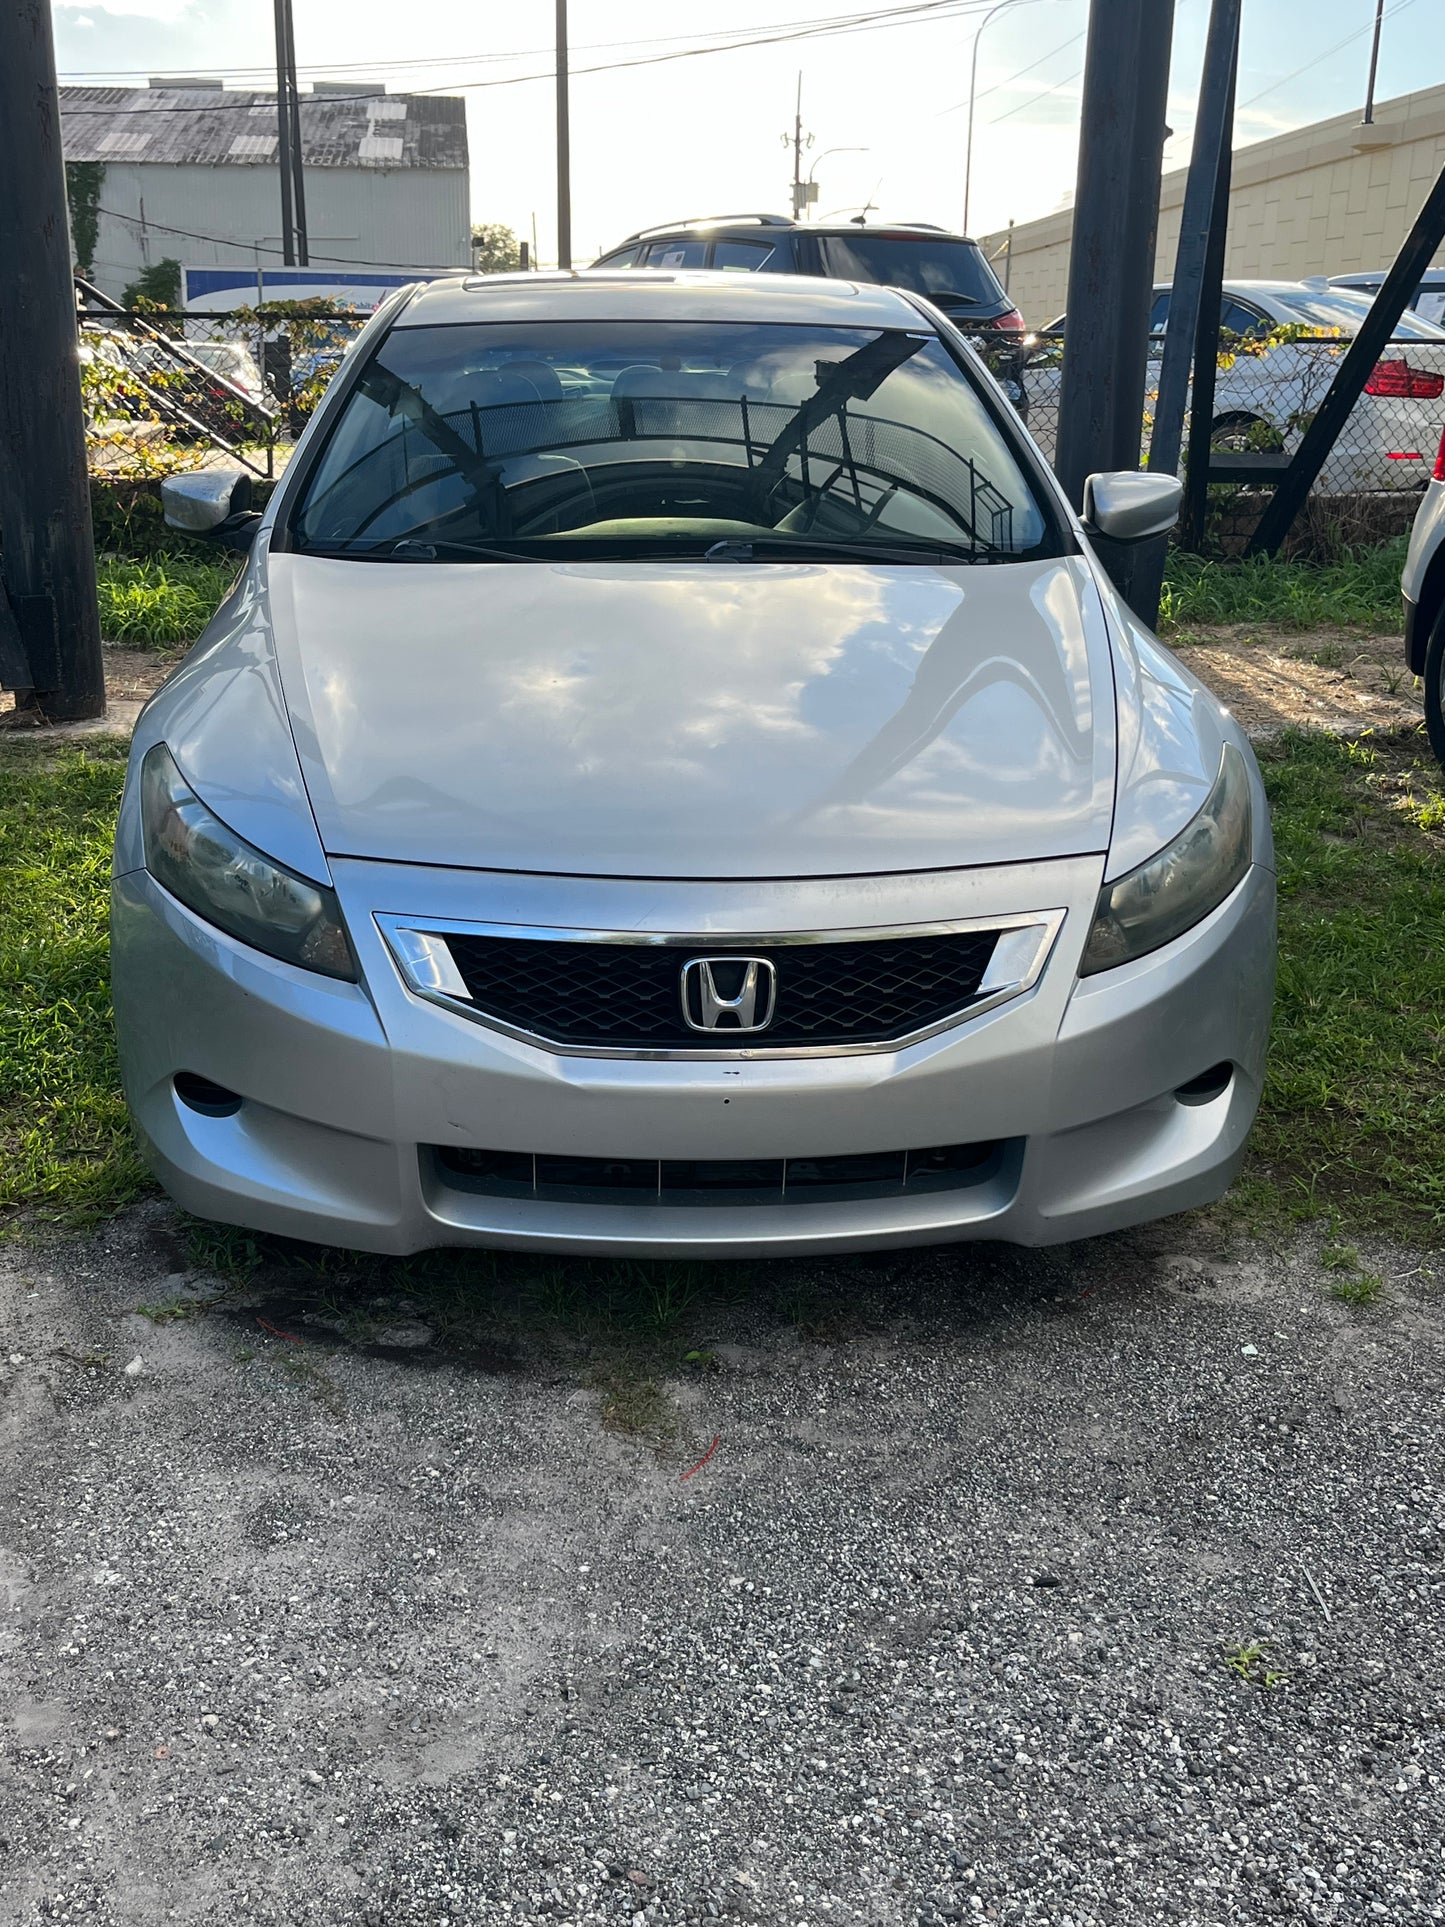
left=1132, top=0, right=1240, bottom=620
left=1053, top=0, right=1176, bottom=609
left=273, top=0, right=296, bottom=267
left=787, top=75, right=816, bottom=217
left=556, top=0, right=572, bottom=270
left=0, top=0, right=106, bottom=720
left=283, top=0, right=308, bottom=266
left=1363, top=0, right=1386, bottom=124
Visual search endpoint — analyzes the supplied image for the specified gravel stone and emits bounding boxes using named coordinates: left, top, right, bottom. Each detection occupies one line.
left=2, top=1206, right=1444, bottom=1924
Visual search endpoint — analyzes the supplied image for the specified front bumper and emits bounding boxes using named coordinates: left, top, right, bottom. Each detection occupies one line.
left=111, top=846, right=1275, bottom=1258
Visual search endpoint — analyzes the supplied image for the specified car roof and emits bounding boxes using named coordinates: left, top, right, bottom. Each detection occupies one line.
left=392, top=269, right=937, bottom=331
left=1329, top=268, right=1445, bottom=287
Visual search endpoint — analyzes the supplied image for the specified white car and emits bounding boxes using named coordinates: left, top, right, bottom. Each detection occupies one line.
left=1028, top=280, right=1445, bottom=494
left=1402, top=418, right=1445, bottom=764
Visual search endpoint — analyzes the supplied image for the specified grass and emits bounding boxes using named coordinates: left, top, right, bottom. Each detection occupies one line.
left=0, top=741, right=146, bottom=1227
left=96, top=554, right=237, bottom=648
left=3, top=719, right=1444, bottom=1265
left=1159, top=539, right=1406, bottom=635
left=1234, top=727, right=1445, bottom=1239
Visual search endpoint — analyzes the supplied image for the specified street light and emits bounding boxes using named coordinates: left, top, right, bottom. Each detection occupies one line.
left=805, top=145, right=870, bottom=219
left=963, top=0, right=1055, bottom=234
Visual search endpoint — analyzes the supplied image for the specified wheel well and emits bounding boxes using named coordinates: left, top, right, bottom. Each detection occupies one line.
left=1411, top=540, right=1445, bottom=677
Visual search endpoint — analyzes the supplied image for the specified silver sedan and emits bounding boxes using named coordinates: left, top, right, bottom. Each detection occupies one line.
left=111, top=270, right=1275, bottom=1257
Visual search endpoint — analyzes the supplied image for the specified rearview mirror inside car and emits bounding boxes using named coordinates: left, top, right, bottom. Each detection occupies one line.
left=1081, top=470, right=1183, bottom=544
left=161, top=470, right=263, bottom=550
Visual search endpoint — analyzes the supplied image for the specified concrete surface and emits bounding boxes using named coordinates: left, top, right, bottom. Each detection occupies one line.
left=2, top=1205, right=1443, bottom=1926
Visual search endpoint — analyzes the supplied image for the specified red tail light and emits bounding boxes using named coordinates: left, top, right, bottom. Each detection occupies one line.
left=995, top=308, right=1026, bottom=332
left=1435, top=423, right=1445, bottom=483
left=1365, top=358, right=1445, bottom=399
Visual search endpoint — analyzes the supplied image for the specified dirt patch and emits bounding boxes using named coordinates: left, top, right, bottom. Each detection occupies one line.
left=1171, top=623, right=1419, bottom=738
left=0, top=644, right=178, bottom=740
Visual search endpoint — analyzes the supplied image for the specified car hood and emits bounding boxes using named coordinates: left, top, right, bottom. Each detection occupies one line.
left=265, top=551, right=1118, bottom=880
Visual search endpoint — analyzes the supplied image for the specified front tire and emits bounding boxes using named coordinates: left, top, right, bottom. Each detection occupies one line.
left=1424, top=606, right=1445, bottom=769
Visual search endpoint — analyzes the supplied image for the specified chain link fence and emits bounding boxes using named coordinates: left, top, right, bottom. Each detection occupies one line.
left=77, top=300, right=371, bottom=481
left=990, top=325, right=1444, bottom=548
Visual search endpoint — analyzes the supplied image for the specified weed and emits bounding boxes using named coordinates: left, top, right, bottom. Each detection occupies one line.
left=1330, top=1271, right=1384, bottom=1307
left=1223, top=1640, right=1288, bottom=1688
left=96, top=555, right=237, bottom=648
left=1320, top=1243, right=1359, bottom=1271
left=136, top=1296, right=208, bottom=1324
left=591, top=1365, right=678, bottom=1441
left=1159, top=542, right=1406, bottom=636
left=184, top=1219, right=268, bottom=1282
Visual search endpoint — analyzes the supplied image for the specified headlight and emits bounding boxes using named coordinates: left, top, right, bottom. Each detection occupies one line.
left=140, top=743, right=355, bottom=980
left=1080, top=742, right=1251, bottom=976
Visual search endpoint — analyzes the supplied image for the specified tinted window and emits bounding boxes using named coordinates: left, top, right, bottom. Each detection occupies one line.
left=641, top=238, right=708, bottom=269
left=710, top=239, right=777, bottom=272
left=593, top=245, right=640, bottom=268
left=1220, top=299, right=1268, bottom=337
left=1148, top=291, right=1170, bottom=333
left=291, top=319, right=1053, bottom=562
left=817, top=235, right=1005, bottom=309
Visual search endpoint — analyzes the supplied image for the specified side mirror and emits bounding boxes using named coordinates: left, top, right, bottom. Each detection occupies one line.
left=1081, top=470, right=1182, bottom=544
left=161, top=470, right=263, bottom=551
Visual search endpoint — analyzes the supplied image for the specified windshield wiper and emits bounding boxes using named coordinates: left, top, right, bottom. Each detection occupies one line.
left=704, top=535, right=1001, bottom=566
left=297, top=537, right=534, bottom=563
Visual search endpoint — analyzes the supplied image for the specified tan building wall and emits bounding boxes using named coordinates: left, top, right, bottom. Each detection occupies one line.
left=978, top=81, right=1445, bottom=326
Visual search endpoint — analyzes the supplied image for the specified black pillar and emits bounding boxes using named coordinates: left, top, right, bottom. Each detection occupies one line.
left=1054, top=0, right=1177, bottom=517
left=0, top=0, right=106, bottom=721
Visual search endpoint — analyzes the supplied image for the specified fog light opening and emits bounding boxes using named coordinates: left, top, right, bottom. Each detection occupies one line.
left=1175, top=1062, right=1233, bottom=1107
left=174, top=1072, right=243, bottom=1118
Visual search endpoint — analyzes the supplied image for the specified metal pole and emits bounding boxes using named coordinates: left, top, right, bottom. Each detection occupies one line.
left=284, top=0, right=309, bottom=267
left=273, top=0, right=295, bottom=267
left=555, top=0, right=572, bottom=270
left=1363, top=0, right=1386, bottom=124
left=1131, top=0, right=1240, bottom=620
left=1003, top=217, right=1014, bottom=291
left=0, top=0, right=106, bottom=720
left=1179, top=62, right=1237, bottom=552
left=792, top=73, right=804, bottom=217
left=1054, top=0, right=1177, bottom=514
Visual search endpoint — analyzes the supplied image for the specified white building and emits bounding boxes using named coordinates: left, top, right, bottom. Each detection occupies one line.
left=60, top=81, right=471, bottom=304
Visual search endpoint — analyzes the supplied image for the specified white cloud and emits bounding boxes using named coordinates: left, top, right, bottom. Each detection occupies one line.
left=54, top=0, right=195, bottom=19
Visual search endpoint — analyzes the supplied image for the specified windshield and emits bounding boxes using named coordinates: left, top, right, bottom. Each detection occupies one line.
left=817, top=235, right=1005, bottom=307
left=289, top=319, right=1053, bottom=562
left=1269, top=288, right=1445, bottom=341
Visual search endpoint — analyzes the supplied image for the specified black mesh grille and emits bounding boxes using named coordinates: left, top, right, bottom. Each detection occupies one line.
left=439, top=930, right=1001, bottom=1050
left=432, top=1141, right=1003, bottom=1205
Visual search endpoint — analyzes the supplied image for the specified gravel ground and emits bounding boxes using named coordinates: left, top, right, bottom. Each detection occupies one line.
left=3, top=1206, right=1444, bottom=1926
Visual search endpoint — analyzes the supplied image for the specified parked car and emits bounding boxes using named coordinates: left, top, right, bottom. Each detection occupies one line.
left=594, top=213, right=1029, bottom=411
left=1402, top=418, right=1445, bottom=764
left=114, top=269, right=1274, bottom=1259
left=187, top=339, right=269, bottom=405
left=1329, top=268, right=1445, bottom=330
left=1031, top=279, right=1445, bottom=493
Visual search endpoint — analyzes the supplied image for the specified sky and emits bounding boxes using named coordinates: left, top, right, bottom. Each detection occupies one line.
left=49, top=0, right=1442, bottom=266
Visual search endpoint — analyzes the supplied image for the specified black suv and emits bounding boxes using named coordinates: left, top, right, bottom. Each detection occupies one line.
left=592, top=215, right=1028, bottom=414
left=592, top=214, right=1024, bottom=334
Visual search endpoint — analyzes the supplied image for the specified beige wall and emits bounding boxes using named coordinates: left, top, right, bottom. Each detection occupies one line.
left=978, top=81, right=1445, bottom=326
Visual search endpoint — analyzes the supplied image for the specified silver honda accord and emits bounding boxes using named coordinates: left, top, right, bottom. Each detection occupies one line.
left=111, top=270, right=1275, bottom=1257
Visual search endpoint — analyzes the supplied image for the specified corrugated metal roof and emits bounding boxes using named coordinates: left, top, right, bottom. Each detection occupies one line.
left=59, top=87, right=467, bottom=169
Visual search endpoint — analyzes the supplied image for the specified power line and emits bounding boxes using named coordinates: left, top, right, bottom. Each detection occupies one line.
left=59, top=0, right=1003, bottom=112
left=59, top=0, right=993, bottom=82
left=934, top=24, right=1085, bottom=115
left=89, top=201, right=467, bottom=270
left=1237, top=0, right=1419, bottom=111
left=986, top=62, right=1083, bottom=123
